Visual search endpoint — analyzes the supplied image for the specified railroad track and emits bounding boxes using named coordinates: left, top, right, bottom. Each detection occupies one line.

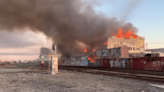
left=59, top=66, right=164, bottom=76
left=59, top=66, right=164, bottom=83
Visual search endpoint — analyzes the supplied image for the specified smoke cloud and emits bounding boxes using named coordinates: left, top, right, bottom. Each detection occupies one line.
left=0, top=0, right=139, bottom=57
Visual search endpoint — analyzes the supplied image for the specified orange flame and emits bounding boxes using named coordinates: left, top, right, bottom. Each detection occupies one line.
left=133, top=34, right=137, bottom=39
left=84, top=48, right=87, bottom=53
left=88, top=55, right=96, bottom=63
left=103, top=41, right=108, bottom=45
left=125, top=30, right=132, bottom=38
left=93, top=49, right=96, bottom=52
left=116, top=28, right=122, bottom=38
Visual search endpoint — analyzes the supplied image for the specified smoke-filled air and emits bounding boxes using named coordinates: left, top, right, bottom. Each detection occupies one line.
left=0, top=0, right=139, bottom=57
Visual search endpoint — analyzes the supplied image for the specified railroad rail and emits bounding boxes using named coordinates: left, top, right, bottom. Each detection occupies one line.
left=59, top=66, right=164, bottom=83
left=59, top=66, right=164, bottom=76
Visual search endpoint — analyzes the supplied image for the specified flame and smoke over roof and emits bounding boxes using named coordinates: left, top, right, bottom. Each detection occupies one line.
left=0, top=0, right=139, bottom=57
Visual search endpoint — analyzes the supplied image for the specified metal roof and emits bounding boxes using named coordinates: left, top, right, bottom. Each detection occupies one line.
left=146, top=48, right=164, bottom=53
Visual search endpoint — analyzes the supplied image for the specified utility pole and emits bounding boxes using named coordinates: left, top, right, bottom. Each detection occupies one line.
left=146, top=43, right=148, bottom=50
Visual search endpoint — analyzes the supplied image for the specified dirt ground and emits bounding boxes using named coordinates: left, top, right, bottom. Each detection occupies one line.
left=0, top=68, right=162, bottom=92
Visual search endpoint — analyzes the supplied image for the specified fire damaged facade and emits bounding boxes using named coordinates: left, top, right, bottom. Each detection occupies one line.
left=107, top=35, right=145, bottom=53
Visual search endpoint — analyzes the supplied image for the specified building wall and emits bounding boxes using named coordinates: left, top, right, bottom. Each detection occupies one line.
left=107, top=35, right=145, bottom=53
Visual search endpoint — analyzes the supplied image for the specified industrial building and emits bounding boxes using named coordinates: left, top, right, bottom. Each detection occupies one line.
left=107, top=35, right=145, bottom=53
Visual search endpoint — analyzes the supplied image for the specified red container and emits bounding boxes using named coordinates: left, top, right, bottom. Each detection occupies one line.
left=130, top=57, right=152, bottom=70
left=152, top=57, right=164, bottom=70
left=129, top=58, right=140, bottom=70
left=130, top=57, right=164, bottom=70
left=109, top=47, right=129, bottom=58
left=102, top=59, right=109, bottom=67
left=109, top=58, right=122, bottom=68
left=139, top=57, right=152, bottom=70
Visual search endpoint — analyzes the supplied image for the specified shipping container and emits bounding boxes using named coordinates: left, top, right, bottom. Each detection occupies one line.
left=88, top=55, right=97, bottom=67
left=129, top=57, right=163, bottom=70
left=81, top=60, right=88, bottom=66
left=109, top=47, right=129, bottom=58
left=101, top=59, right=109, bottom=67
left=151, top=57, right=164, bottom=70
left=70, top=56, right=80, bottom=61
left=58, top=58, right=66, bottom=66
left=121, top=58, right=129, bottom=69
left=65, top=59, right=70, bottom=66
left=109, top=59, right=114, bottom=68
left=96, top=49, right=109, bottom=59
left=70, top=60, right=76, bottom=66
left=139, top=57, right=152, bottom=70
left=109, top=58, right=122, bottom=68
left=89, top=59, right=100, bottom=67
left=96, top=59, right=102, bottom=67
left=81, top=55, right=88, bottom=61
left=88, top=55, right=96, bottom=63
left=129, top=58, right=140, bottom=70
left=75, top=60, right=81, bottom=66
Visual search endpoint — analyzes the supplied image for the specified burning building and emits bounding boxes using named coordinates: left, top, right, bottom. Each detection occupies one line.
left=107, top=29, right=145, bottom=53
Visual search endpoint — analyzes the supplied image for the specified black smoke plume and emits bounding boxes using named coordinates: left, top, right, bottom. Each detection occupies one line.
left=0, top=0, right=138, bottom=57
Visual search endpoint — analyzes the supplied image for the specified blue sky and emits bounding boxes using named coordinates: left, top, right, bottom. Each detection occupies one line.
left=92, top=0, right=164, bottom=49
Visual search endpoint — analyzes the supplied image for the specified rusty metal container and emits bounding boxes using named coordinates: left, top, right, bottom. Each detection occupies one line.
left=80, top=55, right=88, bottom=61
left=96, top=49, right=109, bottom=59
left=129, top=57, right=162, bottom=70
left=65, top=58, right=70, bottom=66
left=89, top=59, right=100, bottom=67
left=100, top=59, right=109, bottom=67
left=109, top=58, right=122, bottom=68
left=80, top=60, right=88, bottom=66
left=70, top=60, right=76, bottom=66
left=109, top=47, right=129, bottom=58
left=121, top=58, right=129, bottom=69
left=88, top=55, right=97, bottom=67
left=75, top=60, right=81, bottom=66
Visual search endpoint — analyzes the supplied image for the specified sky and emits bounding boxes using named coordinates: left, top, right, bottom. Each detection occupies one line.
left=0, top=0, right=164, bottom=61
left=92, top=0, right=164, bottom=49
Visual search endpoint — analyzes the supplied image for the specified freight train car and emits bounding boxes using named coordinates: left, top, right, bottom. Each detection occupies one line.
left=58, top=46, right=164, bottom=71
left=59, top=57, right=164, bottom=71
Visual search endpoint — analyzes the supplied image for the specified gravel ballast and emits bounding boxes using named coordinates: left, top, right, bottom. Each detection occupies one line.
left=0, top=68, right=162, bottom=92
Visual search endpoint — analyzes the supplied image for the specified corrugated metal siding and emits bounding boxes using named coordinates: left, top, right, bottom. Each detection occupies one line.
left=81, top=60, right=88, bottom=66
left=121, top=58, right=129, bottom=69
left=139, top=57, right=152, bottom=70
left=89, top=60, right=99, bottom=67
left=96, top=49, right=109, bottom=59
left=109, top=58, right=129, bottom=69
left=129, top=57, right=164, bottom=70
left=75, top=60, right=81, bottom=66
left=109, top=47, right=129, bottom=58
left=101, top=59, right=109, bottom=67
left=70, top=60, right=76, bottom=66
left=81, top=55, right=88, bottom=61
left=152, top=57, right=164, bottom=70
left=110, top=48, right=121, bottom=57
left=129, top=58, right=140, bottom=70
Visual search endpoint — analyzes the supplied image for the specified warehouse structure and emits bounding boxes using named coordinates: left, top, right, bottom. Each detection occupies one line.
left=107, top=35, right=145, bottom=53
